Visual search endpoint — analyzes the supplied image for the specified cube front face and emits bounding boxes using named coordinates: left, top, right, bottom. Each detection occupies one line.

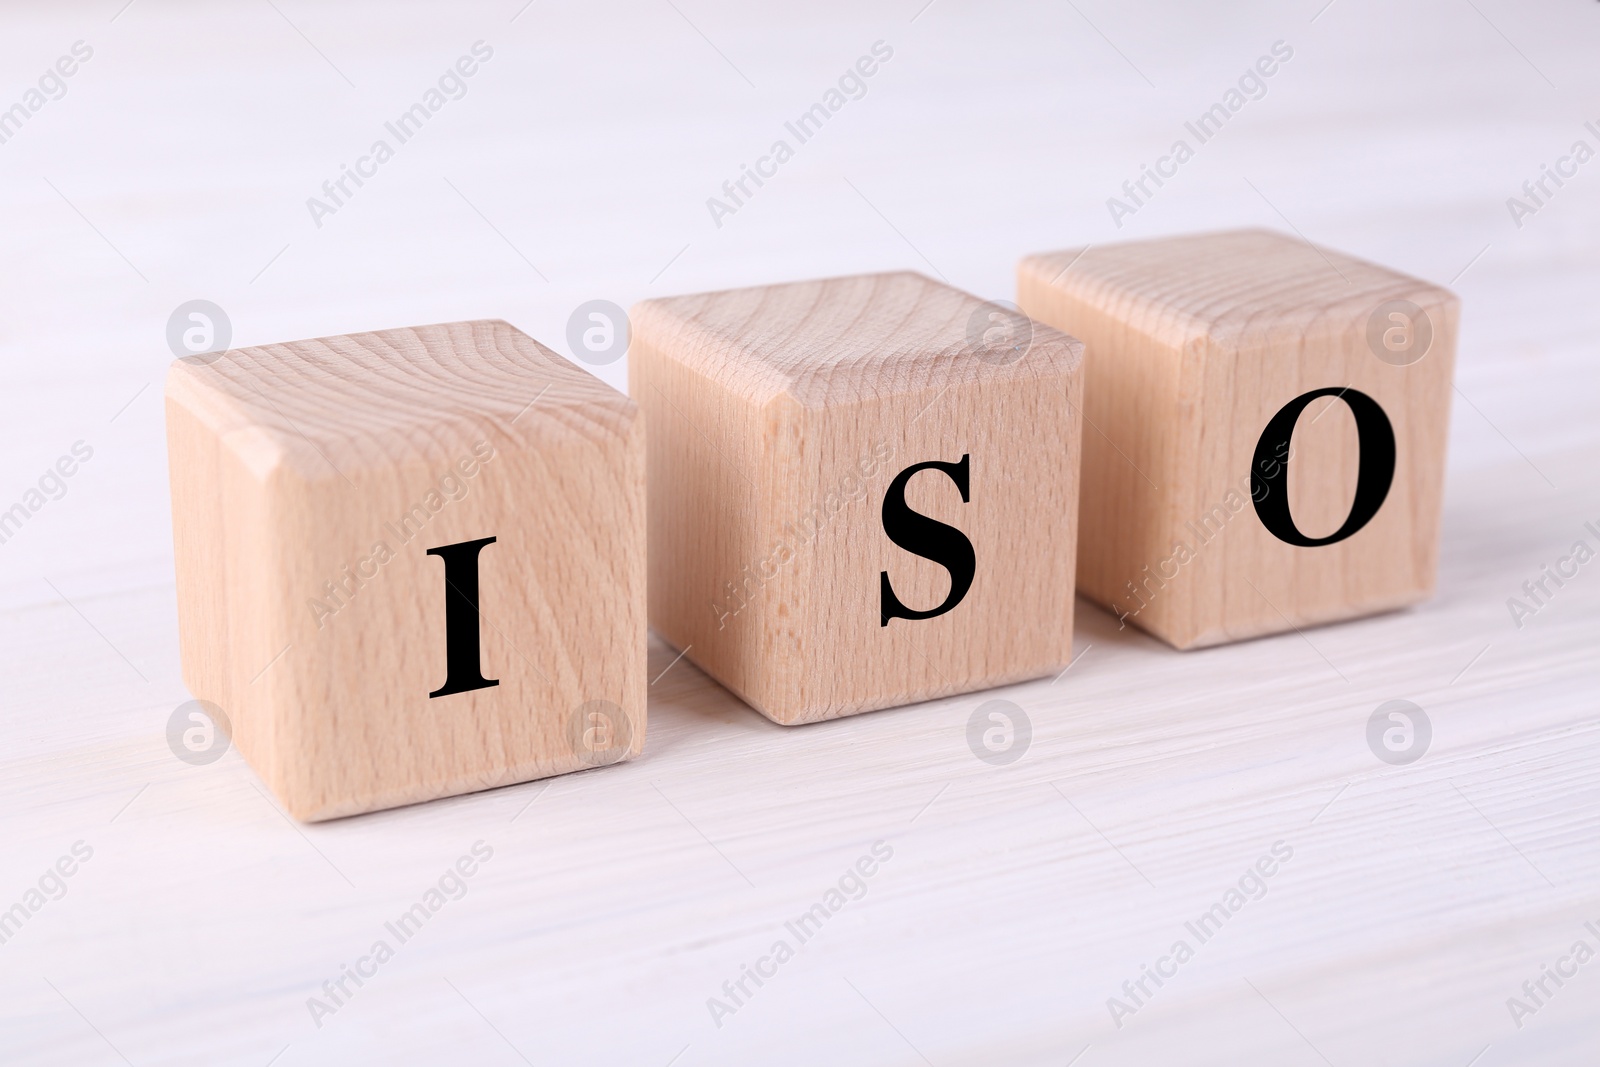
left=167, top=321, right=644, bottom=820
left=1019, top=229, right=1457, bottom=649
left=634, top=272, right=1084, bottom=724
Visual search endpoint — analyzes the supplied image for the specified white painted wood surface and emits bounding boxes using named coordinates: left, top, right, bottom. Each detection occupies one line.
left=1, top=1, right=1597, bottom=1064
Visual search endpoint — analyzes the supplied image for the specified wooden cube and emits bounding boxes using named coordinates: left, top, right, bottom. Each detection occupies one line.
left=631, top=271, right=1084, bottom=725
left=165, top=320, right=645, bottom=820
left=1018, top=229, right=1457, bottom=649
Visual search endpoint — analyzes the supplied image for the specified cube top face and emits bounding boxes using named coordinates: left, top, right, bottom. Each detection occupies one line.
left=633, top=273, right=1085, bottom=725
left=168, top=319, right=632, bottom=481
left=166, top=320, right=645, bottom=820
left=1020, top=228, right=1452, bottom=352
left=632, top=271, right=1082, bottom=408
left=1018, top=229, right=1457, bottom=649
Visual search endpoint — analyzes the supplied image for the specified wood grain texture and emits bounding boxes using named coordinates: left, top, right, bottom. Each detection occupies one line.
left=165, top=320, right=645, bottom=819
left=632, top=272, right=1084, bottom=723
left=4, top=4, right=1598, bottom=1065
left=1018, top=229, right=1457, bottom=649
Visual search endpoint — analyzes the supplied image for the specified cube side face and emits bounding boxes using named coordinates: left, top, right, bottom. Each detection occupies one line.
left=1018, top=258, right=1195, bottom=638
left=167, top=382, right=291, bottom=788
left=265, top=415, right=645, bottom=821
left=759, top=365, right=1083, bottom=723
left=631, top=333, right=771, bottom=712
left=1021, top=240, right=1457, bottom=649
left=1178, top=297, right=1457, bottom=646
left=166, top=392, right=231, bottom=712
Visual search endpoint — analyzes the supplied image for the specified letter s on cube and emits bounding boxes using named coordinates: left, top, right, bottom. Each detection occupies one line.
left=631, top=272, right=1084, bottom=724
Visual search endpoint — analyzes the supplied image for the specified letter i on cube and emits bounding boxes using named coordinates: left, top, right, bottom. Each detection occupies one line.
left=165, top=320, right=645, bottom=820
left=632, top=272, right=1085, bottom=724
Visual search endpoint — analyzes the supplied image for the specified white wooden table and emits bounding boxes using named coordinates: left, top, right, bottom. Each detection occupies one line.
left=2, top=1, right=1597, bottom=1063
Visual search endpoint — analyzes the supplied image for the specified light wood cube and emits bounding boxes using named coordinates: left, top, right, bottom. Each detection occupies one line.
left=1018, top=229, right=1457, bottom=649
left=165, top=320, right=645, bottom=820
left=631, top=272, right=1084, bottom=724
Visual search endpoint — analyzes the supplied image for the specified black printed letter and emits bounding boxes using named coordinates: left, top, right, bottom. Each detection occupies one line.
left=880, top=455, right=975, bottom=626
left=427, top=536, right=500, bottom=698
left=1252, top=388, right=1396, bottom=547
